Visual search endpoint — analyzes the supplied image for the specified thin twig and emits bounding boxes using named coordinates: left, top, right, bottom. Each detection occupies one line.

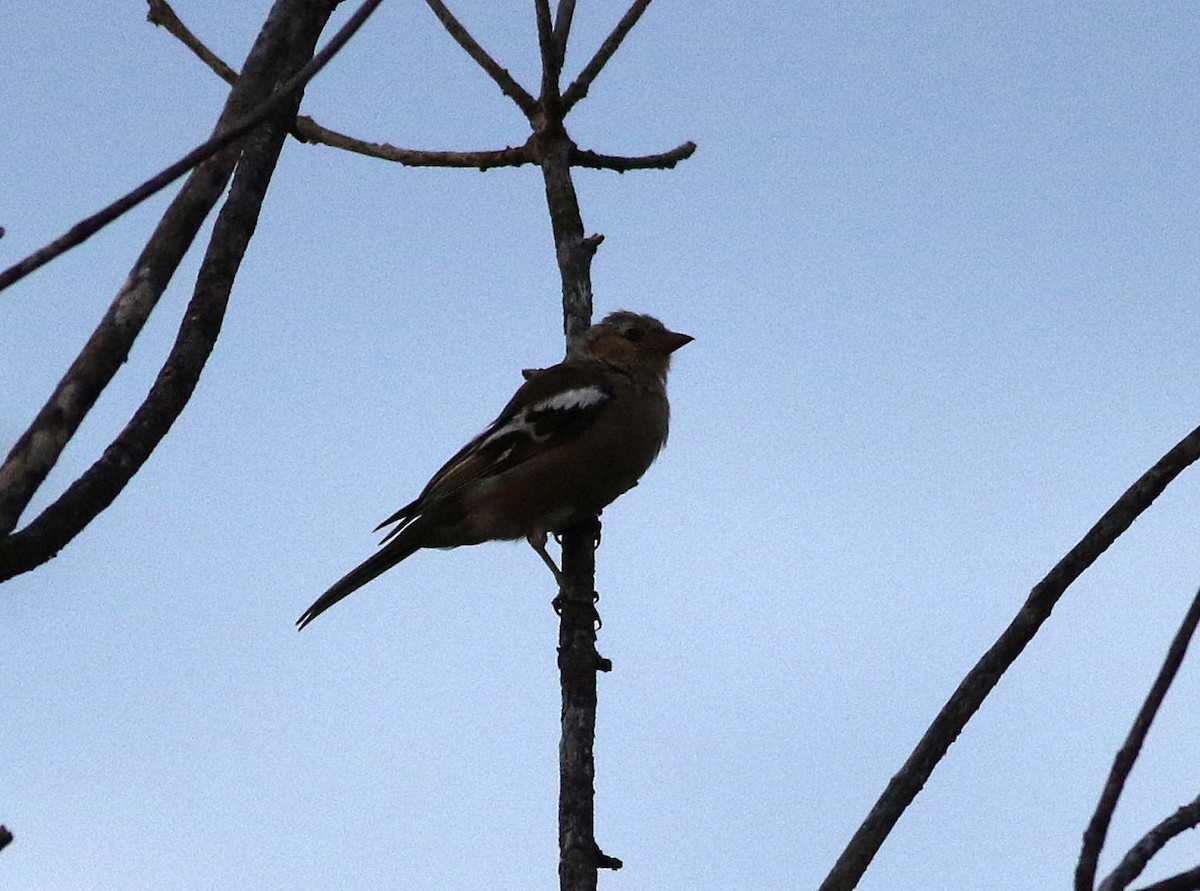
left=819, top=422, right=1200, bottom=891
left=0, top=0, right=386, bottom=297
left=535, top=0, right=561, bottom=112
left=571, top=141, right=696, bottom=171
left=553, top=0, right=577, bottom=65
left=146, top=0, right=238, bottom=84
left=561, top=0, right=653, bottom=112
left=1133, top=864, right=1200, bottom=891
left=1079, top=587, right=1200, bottom=890
left=147, top=1, right=528, bottom=170
left=150, top=0, right=693, bottom=179
left=423, top=0, right=539, bottom=118
left=1098, top=795, right=1200, bottom=891
left=297, top=117, right=534, bottom=168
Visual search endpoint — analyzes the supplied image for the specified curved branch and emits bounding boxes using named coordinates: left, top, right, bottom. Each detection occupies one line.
left=297, top=118, right=534, bottom=168
left=423, top=0, right=539, bottom=119
left=571, top=140, right=695, bottom=171
left=1132, top=864, right=1200, bottom=891
left=561, top=0, right=653, bottom=113
left=1098, top=796, right=1200, bottom=891
left=148, top=0, right=528, bottom=170
left=0, top=0, right=367, bottom=573
left=1079, top=587, right=1200, bottom=890
left=819, top=422, right=1200, bottom=891
left=0, top=0, right=384, bottom=298
left=0, top=36, right=311, bottom=581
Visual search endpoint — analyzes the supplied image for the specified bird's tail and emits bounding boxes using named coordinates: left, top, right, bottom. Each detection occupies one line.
left=296, top=532, right=423, bottom=630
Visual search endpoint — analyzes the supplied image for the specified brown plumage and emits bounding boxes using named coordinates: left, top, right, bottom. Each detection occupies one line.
left=297, top=312, right=691, bottom=629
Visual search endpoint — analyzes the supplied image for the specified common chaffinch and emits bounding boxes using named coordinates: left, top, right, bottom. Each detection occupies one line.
left=297, top=311, right=692, bottom=629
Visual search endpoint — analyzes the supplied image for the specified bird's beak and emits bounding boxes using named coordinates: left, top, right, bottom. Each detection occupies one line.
left=663, top=330, right=694, bottom=352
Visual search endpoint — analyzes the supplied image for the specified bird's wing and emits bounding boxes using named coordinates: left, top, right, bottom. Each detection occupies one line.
left=375, top=362, right=617, bottom=540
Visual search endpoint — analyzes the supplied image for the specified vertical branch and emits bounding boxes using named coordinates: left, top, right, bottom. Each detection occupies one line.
left=534, top=0, right=561, bottom=113
left=540, top=110, right=616, bottom=891
left=553, top=0, right=576, bottom=61
left=557, top=515, right=610, bottom=891
left=530, top=5, right=619, bottom=890
left=539, top=134, right=599, bottom=349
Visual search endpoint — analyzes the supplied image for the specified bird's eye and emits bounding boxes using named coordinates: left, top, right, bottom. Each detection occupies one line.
left=623, top=327, right=645, bottom=343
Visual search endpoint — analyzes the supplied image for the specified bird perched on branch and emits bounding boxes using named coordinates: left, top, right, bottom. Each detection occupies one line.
left=297, top=311, right=692, bottom=629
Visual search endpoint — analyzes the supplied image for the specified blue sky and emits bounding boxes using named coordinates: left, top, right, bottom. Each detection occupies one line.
left=3, top=2, right=1200, bottom=888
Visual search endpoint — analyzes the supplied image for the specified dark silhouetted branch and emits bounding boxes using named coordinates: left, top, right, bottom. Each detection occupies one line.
left=0, top=0, right=382, bottom=299
left=561, top=0, right=653, bottom=112
left=1078, top=587, right=1200, bottom=891
left=1133, top=864, right=1200, bottom=891
left=819, top=422, right=1200, bottom=891
left=298, top=119, right=535, bottom=168
left=150, top=0, right=531, bottom=170
left=0, top=0, right=378, bottom=576
left=423, top=0, right=539, bottom=118
left=153, top=0, right=693, bottom=184
left=0, top=825, right=11, bottom=854
left=572, top=140, right=696, bottom=171
left=553, top=0, right=577, bottom=64
left=535, top=0, right=562, bottom=114
left=147, top=0, right=238, bottom=84
left=1101, top=796, right=1200, bottom=891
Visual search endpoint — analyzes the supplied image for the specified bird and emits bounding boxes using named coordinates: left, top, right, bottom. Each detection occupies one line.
left=297, top=311, right=692, bottom=629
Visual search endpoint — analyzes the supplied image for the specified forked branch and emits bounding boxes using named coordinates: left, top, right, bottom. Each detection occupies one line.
left=152, top=0, right=690, bottom=179
left=0, top=0, right=381, bottom=577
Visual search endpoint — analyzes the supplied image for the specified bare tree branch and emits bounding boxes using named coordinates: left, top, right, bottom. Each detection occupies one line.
left=1, top=36, right=316, bottom=580
left=537, top=99, right=609, bottom=891
left=561, top=0, right=653, bottom=113
left=0, top=0, right=384, bottom=298
left=423, top=0, right=539, bottom=118
left=535, top=0, right=561, bottom=114
left=297, top=118, right=535, bottom=168
left=1098, top=795, right=1200, bottom=891
left=148, top=0, right=534, bottom=170
left=151, top=0, right=693, bottom=182
left=0, top=0, right=379, bottom=574
left=571, top=140, right=696, bottom=171
left=146, top=0, right=238, bottom=84
left=1078, top=587, right=1200, bottom=890
left=553, top=0, right=577, bottom=64
left=1133, top=864, right=1200, bottom=891
left=819, top=422, right=1200, bottom=891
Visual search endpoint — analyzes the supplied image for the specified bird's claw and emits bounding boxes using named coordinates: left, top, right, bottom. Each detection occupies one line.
left=552, top=590, right=602, bottom=629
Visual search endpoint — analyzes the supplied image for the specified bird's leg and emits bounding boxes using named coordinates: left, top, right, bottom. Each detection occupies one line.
left=526, top=531, right=564, bottom=586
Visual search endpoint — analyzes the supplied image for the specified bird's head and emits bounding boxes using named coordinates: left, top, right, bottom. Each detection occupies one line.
left=583, top=311, right=693, bottom=379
